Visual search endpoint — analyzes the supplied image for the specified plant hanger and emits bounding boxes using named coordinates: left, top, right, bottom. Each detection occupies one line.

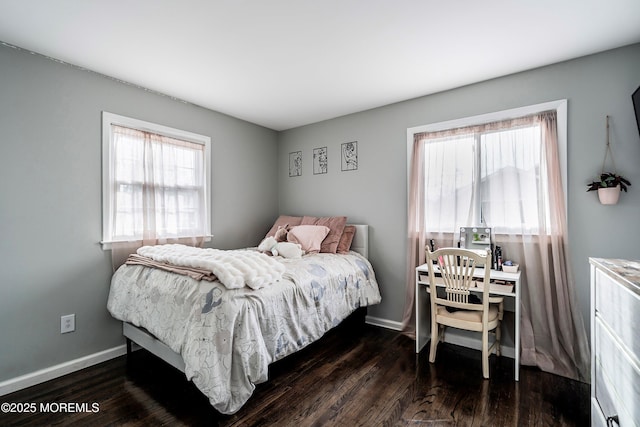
left=601, top=115, right=617, bottom=175
left=586, top=115, right=631, bottom=201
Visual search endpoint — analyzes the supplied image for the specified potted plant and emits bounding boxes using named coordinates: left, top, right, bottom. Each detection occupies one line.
left=587, top=116, right=632, bottom=205
left=586, top=172, right=631, bottom=205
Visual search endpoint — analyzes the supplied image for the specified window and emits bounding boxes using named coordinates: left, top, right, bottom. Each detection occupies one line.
left=102, top=112, right=211, bottom=246
left=405, top=101, right=588, bottom=381
left=407, top=100, right=567, bottom=237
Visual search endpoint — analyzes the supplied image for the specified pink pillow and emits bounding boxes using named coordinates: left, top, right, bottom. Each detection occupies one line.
left=300, top=216, right=347, bottom=253
left=287, top=225, right=330, bottom=253
left=265, top=215, right=302, bottom=238
left=337, top=225, right=356, bottom=254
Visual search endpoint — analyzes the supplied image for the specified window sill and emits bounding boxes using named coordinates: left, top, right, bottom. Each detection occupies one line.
left=100, top=235, right=213, bottom=250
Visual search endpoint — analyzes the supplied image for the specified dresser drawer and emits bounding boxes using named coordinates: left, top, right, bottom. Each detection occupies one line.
left=594, top=318, right=640, bottom=426
left=595, top=268, right=640, bottom=362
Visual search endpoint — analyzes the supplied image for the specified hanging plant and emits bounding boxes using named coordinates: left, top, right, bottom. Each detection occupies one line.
left=586, top=172, right=631, bottom=192
left=586, top=116, right=631, bottom=204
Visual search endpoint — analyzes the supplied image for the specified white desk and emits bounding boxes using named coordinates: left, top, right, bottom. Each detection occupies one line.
left=415, top=263, right=521, bottom=381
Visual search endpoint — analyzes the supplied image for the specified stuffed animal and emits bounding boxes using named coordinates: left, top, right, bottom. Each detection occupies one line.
left=274, top=225, right=288, bottom=242
left=258, top=236, right=304, bottom=259
left=258, top=236, right=278, bottom=253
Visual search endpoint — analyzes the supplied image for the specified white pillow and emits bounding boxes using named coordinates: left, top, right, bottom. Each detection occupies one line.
left=286, top=225, right=330, bottom=253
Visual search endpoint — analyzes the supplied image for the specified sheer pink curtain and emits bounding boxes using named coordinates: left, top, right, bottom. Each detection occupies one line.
left=501, top=113, right=590, bottom=380
left=402, top=112, right=590, bottom=381
left=109, top=126, right=206, bottom=270
left=402, top=136, right=426, bottom=338
left=402, top=131, right=475, bottom=337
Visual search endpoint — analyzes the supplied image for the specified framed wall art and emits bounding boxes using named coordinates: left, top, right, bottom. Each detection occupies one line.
left=289, top=151, right=302, bottom=177
left=341, top=141, right=358, bottom=171
left=313, top=147, right=328, bottom=174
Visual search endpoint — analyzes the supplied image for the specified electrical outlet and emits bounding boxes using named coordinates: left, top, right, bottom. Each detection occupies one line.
left=60, top=314, right=75, bottom=334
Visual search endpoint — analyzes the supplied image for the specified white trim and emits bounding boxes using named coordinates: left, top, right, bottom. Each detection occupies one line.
left=407, top=100, right=567, bottom=134
left=365, top=315, right=403, bottom=331
left=100, top=235, right=214, bottom=251
left=0, top=345, right=127, bottom=396
left=102, top=112, right=210, bottom=145
left=0, top=314, right=401, bottom=397
left=101, top=111, right=212, bottom=249
left=407, top=99, right=569, bottom=206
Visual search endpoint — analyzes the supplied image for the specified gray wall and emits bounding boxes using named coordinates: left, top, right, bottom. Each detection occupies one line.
left=2, top=39, right=639, bottom=385
left=278, top=43, right=640, bottom=331
left=0, top=44, right=279, bottom=382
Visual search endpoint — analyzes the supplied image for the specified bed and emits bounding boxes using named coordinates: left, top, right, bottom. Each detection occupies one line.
left=107, top=223, right=381, bottom=414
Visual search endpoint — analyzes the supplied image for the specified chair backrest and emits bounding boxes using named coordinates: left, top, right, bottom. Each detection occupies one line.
left=425, top=247, right=493, bottom=312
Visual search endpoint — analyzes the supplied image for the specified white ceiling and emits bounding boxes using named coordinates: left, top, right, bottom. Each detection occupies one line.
left=1, top=1, right=639, bottom=131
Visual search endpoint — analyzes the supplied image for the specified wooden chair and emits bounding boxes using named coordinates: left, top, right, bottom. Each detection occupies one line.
left=425, top=247, right=503, bottom=378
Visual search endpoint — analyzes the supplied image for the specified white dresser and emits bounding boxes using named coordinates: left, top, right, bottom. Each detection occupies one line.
left=590, top=258, right=640, bottom=427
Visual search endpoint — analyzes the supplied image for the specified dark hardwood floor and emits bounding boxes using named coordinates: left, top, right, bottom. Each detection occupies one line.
left=1, top=321, right=589, bottom=426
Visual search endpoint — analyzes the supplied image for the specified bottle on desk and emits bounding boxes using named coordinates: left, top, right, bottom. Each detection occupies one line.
left=495, top=246, right=503, bottom=271
left=429, top=239, right=437, bottom=264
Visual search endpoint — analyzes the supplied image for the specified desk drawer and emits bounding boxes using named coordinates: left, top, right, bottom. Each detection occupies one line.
left=594, top=318, right=640, bottom=426
left=595, top=268, right=640, bottom=363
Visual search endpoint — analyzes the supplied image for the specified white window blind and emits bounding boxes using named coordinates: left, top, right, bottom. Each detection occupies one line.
left=102, top=112, right=211, bottom=246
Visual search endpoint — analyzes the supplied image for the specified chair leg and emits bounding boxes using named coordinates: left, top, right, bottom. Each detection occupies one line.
left=496, top=301, right=503, bottom=357
left=429, top=320, right=439, bottom=363
left=482, top=329, right=489, bottom=379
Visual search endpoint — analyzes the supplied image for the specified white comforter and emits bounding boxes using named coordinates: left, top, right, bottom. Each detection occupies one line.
left=107, top=251, right=381, bottom=414
left=137, top=244, right=284, bottom=290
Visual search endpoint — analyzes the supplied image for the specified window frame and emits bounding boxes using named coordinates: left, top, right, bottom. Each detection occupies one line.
left=406, top=100, right=567, bottom=233
left=101, top=111, right=212, bottom=249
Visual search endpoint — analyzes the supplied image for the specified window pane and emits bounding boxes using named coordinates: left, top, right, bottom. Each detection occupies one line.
left=423, top=134, right=475, bottom=233
left=419, top=121, right=552, bottom=237
left=109, top=123, right=208, bottom=241
left=480, top=125, right=548, bottom=233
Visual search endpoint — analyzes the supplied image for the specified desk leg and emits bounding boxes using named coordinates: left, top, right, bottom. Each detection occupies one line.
left=515, top=281, right=520, bottom=381
left=415, top=271, right=423, bottom=353
left=415, top=270, right=430, bottom=353
left=415, top=277, right=420, bottom=353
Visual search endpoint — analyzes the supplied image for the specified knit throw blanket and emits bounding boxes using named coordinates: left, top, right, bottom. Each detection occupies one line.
left=137, top=244, right=285, bottom=289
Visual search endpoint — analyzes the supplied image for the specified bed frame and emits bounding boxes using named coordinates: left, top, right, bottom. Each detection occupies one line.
left=123, top=224, right=370, bottom=372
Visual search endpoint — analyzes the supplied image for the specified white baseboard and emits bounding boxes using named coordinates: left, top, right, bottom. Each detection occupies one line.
left=0, top=320, right=513, bottom=397
left=0, top=345, right=127, bottom=397
left=0, top=316, right=414, bottom=397
left=366, top=315, right=403, bottom=331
